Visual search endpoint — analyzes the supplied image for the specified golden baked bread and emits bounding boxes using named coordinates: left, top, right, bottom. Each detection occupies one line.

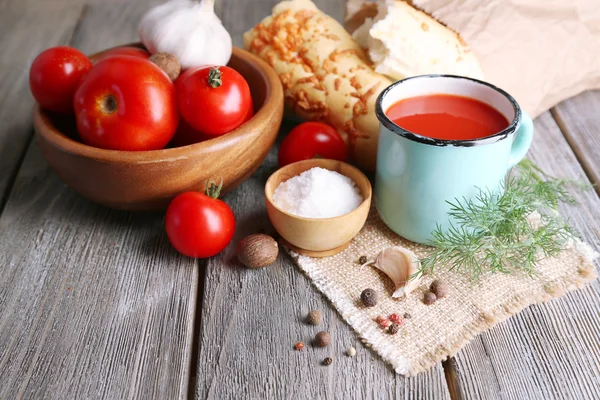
left=243, top=0, right=392, bottom=172
left=348, top=0, right=484, bottom=80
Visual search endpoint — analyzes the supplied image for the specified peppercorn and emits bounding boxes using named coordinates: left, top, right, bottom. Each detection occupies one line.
left=403, top=313, right=411, bottom=319
left=375, top=315, right=385, bottom=323
left=323, top=357, right=333, bottom=366
left=314, top=331, right=331, bottom=347
left=360, top=288, right=378, bottom=307
left=294, top=342, right=304, bottom=351
left=388, top=323, right=400, bottom=335
left=378, top=318, right=390, bottom=329
left=358, top=255, right=367, bottom=264
left=423, top=291, right=437, bottom=305
left=306, top=310, right=322, bottom=325
left=389, top=313, right=401, bottom=323
left=430, top=280, right=450, bottom=298
left=347, top=347, right=356, bottom=357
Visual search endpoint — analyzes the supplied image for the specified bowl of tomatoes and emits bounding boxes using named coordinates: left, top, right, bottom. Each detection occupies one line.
left=33, top=44, right=284, bottom=211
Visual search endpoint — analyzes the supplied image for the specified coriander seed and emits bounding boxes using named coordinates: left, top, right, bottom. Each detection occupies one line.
left=306, top=310, right=322, bottom=325
left=430, top=280, right=450, bottom=298
left=423, top=291, right=437, bottom=305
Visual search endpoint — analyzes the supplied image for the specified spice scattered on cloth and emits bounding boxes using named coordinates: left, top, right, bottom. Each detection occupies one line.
left=273, top=167, right=363, bottom=218
left=285, top=206, right=598, bottom=376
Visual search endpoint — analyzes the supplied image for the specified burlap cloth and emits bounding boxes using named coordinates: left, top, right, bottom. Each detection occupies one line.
left=286, top=207, right=598, bottom=376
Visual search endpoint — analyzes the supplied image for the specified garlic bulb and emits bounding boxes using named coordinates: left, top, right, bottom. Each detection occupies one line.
left=363, top=246, right=421, bottom=298
left=138, top=0, right=232, bottom=70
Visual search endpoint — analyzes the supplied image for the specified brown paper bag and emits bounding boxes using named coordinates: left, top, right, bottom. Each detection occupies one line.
left=347, top=0, right=600, bottom=118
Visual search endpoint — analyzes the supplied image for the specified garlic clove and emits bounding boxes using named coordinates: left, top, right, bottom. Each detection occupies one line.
left=371, top=246, right=421, bottom=298
left=138, top=0, right=233, bottom=70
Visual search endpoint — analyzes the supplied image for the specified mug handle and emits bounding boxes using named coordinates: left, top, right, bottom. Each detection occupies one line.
left=508, top=111, right=534, bottom=169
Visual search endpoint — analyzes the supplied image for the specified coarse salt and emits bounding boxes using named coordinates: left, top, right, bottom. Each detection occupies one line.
left=273, top=167, right=364, bottom=218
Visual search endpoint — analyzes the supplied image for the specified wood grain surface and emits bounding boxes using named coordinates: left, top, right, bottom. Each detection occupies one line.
left=194, top=124, right=451, bottom=400
left=0, top=0, right=599, bottom=399
left=449, top=112, right=600, bottom=400
left=194, top=2, right=448, bottom=398
left=552, top=91, right=600, bottom=194
left=0, top=1, right=197, bottom=399
left=0, top=1, right=83, bottom=210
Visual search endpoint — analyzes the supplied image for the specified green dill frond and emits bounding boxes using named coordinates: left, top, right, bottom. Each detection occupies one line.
left=418, top=159, right=589, bottom=280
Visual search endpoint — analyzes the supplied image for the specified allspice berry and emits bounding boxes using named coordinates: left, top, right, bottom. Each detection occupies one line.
left=360, top=288, right=378, bottom=307
left=388, top=323, right=400, bottom=335
left=149, top=52, right=181, bottom=81
left=236, top=234, right=278, bottom=269
left=314, top=331, right=331, bottom=347
left=306, top=310, right=322, bottom=325
left=423, top=291, right=437, bottom=305
left=430, top=280, right=450, bottom=298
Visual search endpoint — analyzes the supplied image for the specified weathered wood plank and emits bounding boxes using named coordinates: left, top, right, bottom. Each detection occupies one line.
left=194, top=119, right=451, bottom=399
left=0, top=2, right=198, bottom=399
left=551, top=90, right=600, bottom=194
left=450, top=112, right=600, bottom=400
left=0, top=1, right=83, bottom=210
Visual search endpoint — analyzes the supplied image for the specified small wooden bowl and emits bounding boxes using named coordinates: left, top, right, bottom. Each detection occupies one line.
left=265, top=159, right=372, bottom=257
left=34, top=45, right=284, bottom=211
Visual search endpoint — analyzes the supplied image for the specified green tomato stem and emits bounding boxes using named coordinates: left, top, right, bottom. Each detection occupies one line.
left=208, top=67, right=222, bottom=88
left=206, top=178, right=224, bottom=199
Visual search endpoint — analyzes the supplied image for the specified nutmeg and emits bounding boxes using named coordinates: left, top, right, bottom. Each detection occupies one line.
left=236, top=234, right=278, bottom=269
left=149, top=52, right=181, bottom=81
left=430, top=280, right=450, bottom=298
left=306, top=310, right=322, bottom=325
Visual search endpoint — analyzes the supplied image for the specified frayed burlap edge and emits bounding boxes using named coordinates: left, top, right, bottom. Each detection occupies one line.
left=286, top=238, right=598, bottom=376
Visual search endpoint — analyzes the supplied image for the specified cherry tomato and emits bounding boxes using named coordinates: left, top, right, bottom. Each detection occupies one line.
left=29, top=46, right=92, bottom=113
left=278, top=122, right=347, bottom=167
left=177, top=66, right=253, bottom=136
left=165, top=184, right=236, bottom=258
left=94, top=46, right=150, bottom=63
left=74, top=55, right=178, bottom=151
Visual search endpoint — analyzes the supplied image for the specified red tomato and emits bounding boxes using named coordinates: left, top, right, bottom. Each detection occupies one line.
left=29, top=46, right=92, bottom=113
left=94, top=46, right=150, bottom=63
left=165, top=186, right=236, bottom=258
left=177, top=66, right=253, bottom=136
left=278, top=122, right=347, bottom=167
left=169, top=119, right=213, bottom=147
left=74, top=56, right=178, bottom=151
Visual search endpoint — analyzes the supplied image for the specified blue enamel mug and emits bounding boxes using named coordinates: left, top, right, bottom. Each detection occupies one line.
left=374, top=75, right=534, bottom=244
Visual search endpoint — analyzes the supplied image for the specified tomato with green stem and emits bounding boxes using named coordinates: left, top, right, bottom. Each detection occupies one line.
left=177, top=66, right=253, bottom=136
left=165, top=180, right=236, bottom=258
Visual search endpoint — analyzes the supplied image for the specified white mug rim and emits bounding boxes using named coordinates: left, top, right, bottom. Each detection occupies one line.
left=375, top=74, right=522, bottom=147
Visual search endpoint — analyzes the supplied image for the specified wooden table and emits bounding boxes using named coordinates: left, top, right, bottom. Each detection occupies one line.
left=1, top=0, right=599, bottom=398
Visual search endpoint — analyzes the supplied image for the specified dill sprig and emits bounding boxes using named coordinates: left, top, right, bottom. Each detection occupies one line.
left=418, top=160, right=590, bottom=279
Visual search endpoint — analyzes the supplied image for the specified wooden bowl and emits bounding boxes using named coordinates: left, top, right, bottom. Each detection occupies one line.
left=265, top=159, right=372, bottom=257
left=34, top=45, right=284, bottom=211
